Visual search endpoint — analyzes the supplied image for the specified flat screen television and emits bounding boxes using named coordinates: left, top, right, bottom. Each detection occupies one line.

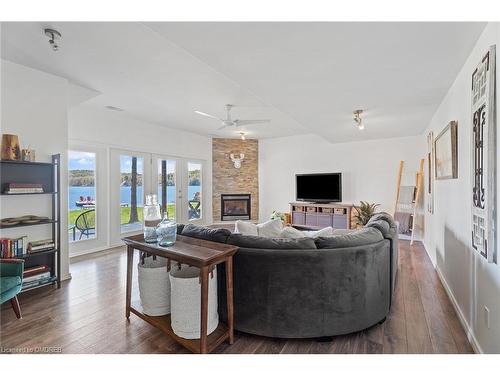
left=296, top=173, right=342, bottom=202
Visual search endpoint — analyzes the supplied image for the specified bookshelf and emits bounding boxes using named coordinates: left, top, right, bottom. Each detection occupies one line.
left=0, top=154, right=61, bottom=291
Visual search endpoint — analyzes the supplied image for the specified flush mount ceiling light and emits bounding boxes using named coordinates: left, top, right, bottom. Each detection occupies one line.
left=44, top=28, right=62, bottom=51
left=239, top=132, right=246, bottom=140
left=353, top=109, right=365, bottom=130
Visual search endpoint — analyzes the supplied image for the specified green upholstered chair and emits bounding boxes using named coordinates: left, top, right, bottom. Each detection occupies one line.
left=0, top=258, right=24, bottom=319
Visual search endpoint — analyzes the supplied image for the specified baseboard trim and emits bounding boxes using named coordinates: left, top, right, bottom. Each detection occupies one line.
left=434, top=265, right=483, bottom=354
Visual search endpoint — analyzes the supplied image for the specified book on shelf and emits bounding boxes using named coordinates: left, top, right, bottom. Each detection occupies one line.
left=24, top=265, right=50, bottom=278
left=23, top=271, right=51, bottom=283
left=0, top=236, right=28, bottom=257
left=27, top=239, right=55, bottom=253
left=22, top=272, right=53, bottom=289
left=3, top=183, right=44, bottom=194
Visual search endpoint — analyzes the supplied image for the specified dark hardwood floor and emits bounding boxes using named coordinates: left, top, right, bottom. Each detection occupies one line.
left=0, top=240, right=474, bottom=354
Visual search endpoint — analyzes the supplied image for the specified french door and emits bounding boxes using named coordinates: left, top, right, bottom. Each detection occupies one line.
left=110, top=149, right=152, bottom=245
left=152, top=155, right=204, bottom=225
left=111, top=150, right=205, bottom=245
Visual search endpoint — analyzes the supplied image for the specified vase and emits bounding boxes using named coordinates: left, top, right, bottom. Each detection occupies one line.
left=156, top=215, right=177, bottom=247
left=143, top=194, right=161, bottom=243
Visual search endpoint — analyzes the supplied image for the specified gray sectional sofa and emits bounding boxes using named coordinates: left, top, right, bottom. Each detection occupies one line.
left=179, top=212, right=398, bottom=338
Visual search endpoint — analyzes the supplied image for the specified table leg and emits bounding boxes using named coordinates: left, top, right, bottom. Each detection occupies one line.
left=225, top=256, right=234, bottom=344
left=126, top=245, right=134, bottom=320
left=199, top=266, right=209, bottom=354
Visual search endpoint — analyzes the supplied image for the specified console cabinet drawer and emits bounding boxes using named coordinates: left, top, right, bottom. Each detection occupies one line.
left=292, top=212, right=306, bottom=225
left=305, top=213, right=318, bottom=227
left=333, top=215, right=349, bottom=229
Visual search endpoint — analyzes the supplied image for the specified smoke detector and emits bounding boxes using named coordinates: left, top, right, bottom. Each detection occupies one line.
left=44, top=28, right=62, bottom=51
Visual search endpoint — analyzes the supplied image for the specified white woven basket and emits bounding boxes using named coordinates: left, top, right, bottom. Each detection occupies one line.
left=137, top=257, right=171, bottom=316
left=170, top=266, right=219, bottom=339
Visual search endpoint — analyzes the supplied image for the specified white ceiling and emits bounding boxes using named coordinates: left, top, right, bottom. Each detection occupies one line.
left=1, top=22, right=486, bottom=142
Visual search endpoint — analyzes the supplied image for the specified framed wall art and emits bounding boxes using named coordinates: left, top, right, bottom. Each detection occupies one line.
left=470, top=45, right=497, bottom=263
left=426, top=131, right=434, bottom=214
left=434, top=121, right=458, bottom=180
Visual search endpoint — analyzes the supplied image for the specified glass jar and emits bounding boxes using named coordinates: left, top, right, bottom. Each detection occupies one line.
left=156, top=215, right=177, bottom=247
left=143, top=194, right=161, bottom=243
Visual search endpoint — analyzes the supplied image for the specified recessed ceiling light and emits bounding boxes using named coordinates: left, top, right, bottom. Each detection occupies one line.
left=105, top=106, right=124, bottom=112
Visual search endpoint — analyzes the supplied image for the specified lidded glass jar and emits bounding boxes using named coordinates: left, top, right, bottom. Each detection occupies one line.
left=143, top=194, right=161, bottom=243
left=156, top=215, right=177, bottom=247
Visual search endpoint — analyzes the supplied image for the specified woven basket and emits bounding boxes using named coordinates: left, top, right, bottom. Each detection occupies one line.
left=170, top=266, right=219, bottom=339
left=137, top=257, right=171, bottom=316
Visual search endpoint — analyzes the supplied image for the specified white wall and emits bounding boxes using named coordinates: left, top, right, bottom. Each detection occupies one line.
left=69, top=104, right=212, bottom=161
left=1, top=59, right=70, bottom=280
left=68, top=104, right=213, bottom=253
left=259, top=133, right=424, bottom=221
left=422, top=22, right=500, bottom=353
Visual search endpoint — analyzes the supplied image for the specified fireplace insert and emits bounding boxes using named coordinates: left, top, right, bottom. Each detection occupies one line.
left=221, top=194, right=251, bottom=221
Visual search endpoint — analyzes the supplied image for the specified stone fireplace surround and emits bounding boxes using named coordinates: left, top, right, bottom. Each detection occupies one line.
left=212, top=138, right=259, bottom=222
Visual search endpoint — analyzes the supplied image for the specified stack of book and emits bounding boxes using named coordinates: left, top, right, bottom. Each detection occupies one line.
left=23, top=265, right=52, bottom=289
left=0, top=236, right=28, bottom=257
left=4, top=183, right=44, bottom=194
left=27, top=239, right=55, bottom=253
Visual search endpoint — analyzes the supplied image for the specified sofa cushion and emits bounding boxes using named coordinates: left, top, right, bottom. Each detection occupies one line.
left=176, top=223, right=185, bottom=234
left=280, top=226, right=306, bottom=239
left=0, top=276, right=22, bottom=293
left=365, top=219, right=390, bottom=236
left=315, top=227, right=384, bottom=249
left=366, top=212, right=397, bottom=239
left=181, top=224, right=231, bottom=243
left=227, top=233, right=317, bottom=249
left=332, top=228, right=356, bottom=235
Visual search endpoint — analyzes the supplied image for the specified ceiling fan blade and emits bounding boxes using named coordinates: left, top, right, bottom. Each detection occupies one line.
left=194, top=110, right=221, bottom=120
left=217, top=124, right=229, bottom=130
left=234, top=119, right=270, bottom=126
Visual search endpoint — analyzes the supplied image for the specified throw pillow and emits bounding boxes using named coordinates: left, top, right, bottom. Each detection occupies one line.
left=280, top=226, right=306, bottom=239
left=234, top=220, right=258, bottom=236
left=302, top=226, right=335, bottom=238
left=181, top=224, right=231, bottom=243
left=257, top=219, right=283, bottom=238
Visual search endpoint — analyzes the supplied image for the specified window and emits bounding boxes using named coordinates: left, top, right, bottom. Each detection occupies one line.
left=187, top=162, right=202, bottom=221
left=157, top=159, right=177, bottom=219
left=68, top=151, right=96, bottom=242
left=120, top=155, right=144, bottom=233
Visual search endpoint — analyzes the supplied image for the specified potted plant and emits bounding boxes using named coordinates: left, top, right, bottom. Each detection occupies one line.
left=353, top=201, right=379, bottom=227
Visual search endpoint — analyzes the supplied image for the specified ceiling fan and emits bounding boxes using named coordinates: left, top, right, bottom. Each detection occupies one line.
left=195, top=104, right=270, bottom=130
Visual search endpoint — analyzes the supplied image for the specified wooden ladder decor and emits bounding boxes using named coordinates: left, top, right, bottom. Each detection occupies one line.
left=394, top=159, right=425, bottom=245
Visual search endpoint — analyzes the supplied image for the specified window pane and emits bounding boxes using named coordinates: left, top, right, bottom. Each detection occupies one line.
left=188, top=162, right=202, bottom=220
left=120, top=155, right=143, bottom=233
left=157, top=159, right=176, bottom=220
left=68, top=150, right=96, bottom=242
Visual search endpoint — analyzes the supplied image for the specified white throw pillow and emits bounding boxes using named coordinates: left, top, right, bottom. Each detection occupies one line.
left=234, top=220, right=258, bottom=236
left=257, top=219, right=284, bottom=238
left=280, top=226, right=306, bottom=239
left=302, top=226, right=335, bottom=238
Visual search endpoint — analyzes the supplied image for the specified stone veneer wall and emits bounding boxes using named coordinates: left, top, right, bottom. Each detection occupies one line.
left=212, top=138, right=259, bottom=222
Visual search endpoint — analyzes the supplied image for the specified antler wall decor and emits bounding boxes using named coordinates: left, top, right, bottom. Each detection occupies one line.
left=229, top=153, right=245, bottom=169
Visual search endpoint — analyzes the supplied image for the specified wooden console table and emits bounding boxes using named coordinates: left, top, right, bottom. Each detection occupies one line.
left=122, top=234, right=238, bottom=354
